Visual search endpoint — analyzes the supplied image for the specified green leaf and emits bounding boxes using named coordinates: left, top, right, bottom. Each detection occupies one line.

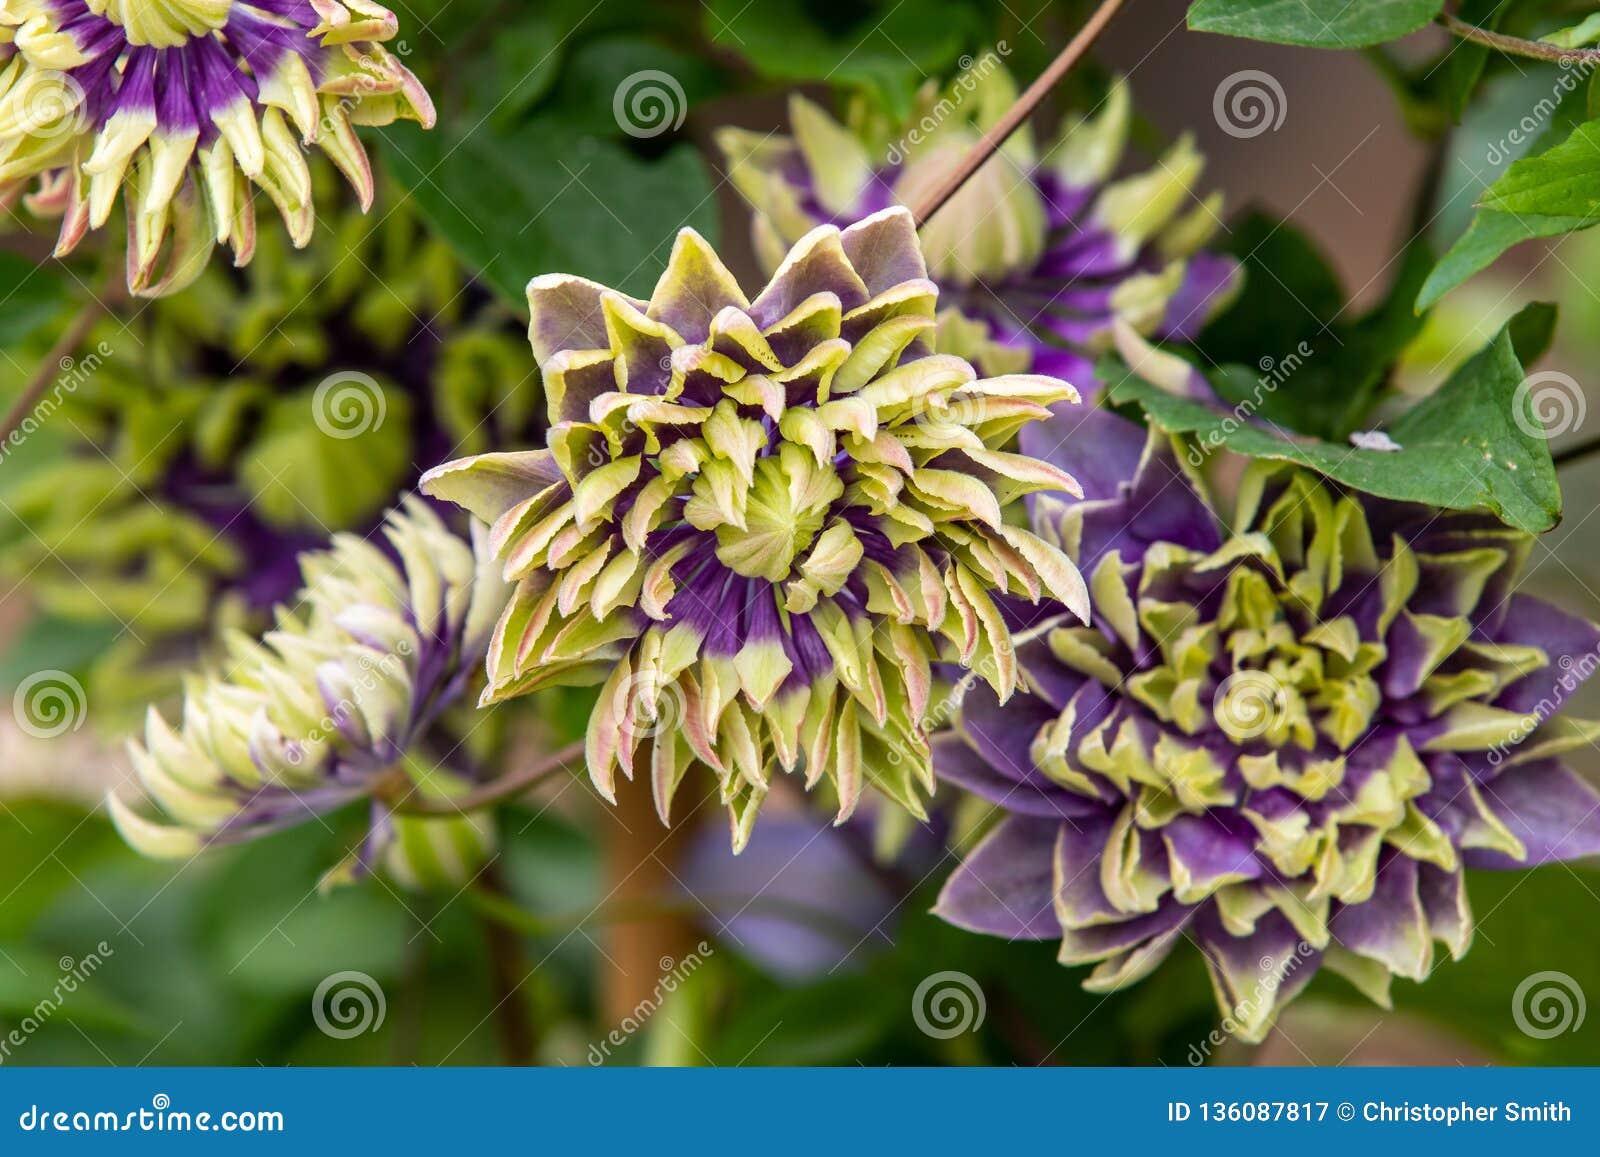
left=702, top=0, right=979, bottom=119
left=1542, top=12, right=1600, bottom=50
left=1417, top=209, right=1589, bottom=310
left=388, top=119, right=719, bottom=306
left=1438, top=0, right=1503, bottom=119
left=0, top=251, right=70, bottom=347
left=1112, top=309, right=1562, bottom=533
left=1199, top=215, right=1428, bottom=439
left=486, top=8, right=565, bottom=121
left=1188, top=0, right=1444, bottom=47
left=543, top=35, right=725, bottom=137
left=0, top=942, right=149, bottom=1035
left=1480, top=118, right=1600, bottom=218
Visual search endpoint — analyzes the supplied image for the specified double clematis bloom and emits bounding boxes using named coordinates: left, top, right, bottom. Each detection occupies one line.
left=0, top=0, right=433, bottom=295
left=935, top=408, right=1600, bottom=1041
left=108, top=500, right=507, bottom=889
left=716, top=76, right=1240, bottom=390
left=424, top=207, right=1090, bottom=848
left=2, top=192, right=537, bottom=719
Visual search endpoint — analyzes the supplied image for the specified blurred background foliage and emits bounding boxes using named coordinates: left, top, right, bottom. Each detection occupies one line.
left=2, top=0, right=1600, bottom=1066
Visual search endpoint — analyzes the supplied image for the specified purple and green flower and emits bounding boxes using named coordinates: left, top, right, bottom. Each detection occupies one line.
left=108, top=499, right=507, bottom=890
left=935, top=407, right=1600, bottom=1040
left=716, top=73, right=1240, bottom=392
left=423, top=206, right=1091, bottom=848
left=0, top=0, right=432, bottom=295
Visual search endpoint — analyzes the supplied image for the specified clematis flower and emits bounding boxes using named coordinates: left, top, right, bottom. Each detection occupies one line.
left=716, top=75, right=1240, bottom=391
left=935, top=407, right=1600, bottom=1042
left=423, top=207, right=1090, bottom=848
left=0, top=0, right=433, bottom=295
left=1, top=192, right=538, bottom=720
left=107, top=499, right=508, bottom=890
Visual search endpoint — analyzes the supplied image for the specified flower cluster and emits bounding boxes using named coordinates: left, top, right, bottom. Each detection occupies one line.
left=0, top=0, right=433, bottom=295
left=717, top=75, right=1239, bottom=390
left=424, top=206, right=1090, bottom=847
left=1, top=190, right=538, bottom=720
left=935, top=408, right=1600, bottom=1040
left=108, top=499, right=508, bottom=889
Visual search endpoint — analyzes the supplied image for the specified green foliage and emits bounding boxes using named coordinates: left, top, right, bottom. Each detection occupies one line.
left=1114, top=308, right=1563, bottom=532
left=1198, top=214, right=1430, bottom=440
left=702, top=0, right=984, bottom=118
left=390, top=121, right=719, bottom=305
left=1188, top=0, right=1444, bottom=48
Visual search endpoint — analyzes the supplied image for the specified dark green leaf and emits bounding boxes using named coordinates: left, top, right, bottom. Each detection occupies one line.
left=1481, top=118, right=1600, bottom=218
left=1417, top=209, right=1589, bottom=310
left=1199, top=213, right=1344, bottom=366
left=1112, top=309, right=1562, bottom=532
left=544, top=36, right=725, bottom=137
left=1188, top=0, right=1444, bottom=48
left=388, top=120, right=719, bottom=306
left=0, top=251, right=70, bottom=347
left=702, top=0, right=979, bottom=119
left=1199, top=216, right=1428, bottom=439
left=1438, top=0, right=1503, bottom=119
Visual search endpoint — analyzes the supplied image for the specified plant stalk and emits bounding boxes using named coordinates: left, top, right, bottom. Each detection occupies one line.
left=477, top=859, right=537, bottom=1065
left=1439, top=7, right=1600, bottom=64
left=0, top=294, right=112, bottom=449
left=598, top=773, right=700, bottom=1026
left=906, top=0, right=1131, bottom=228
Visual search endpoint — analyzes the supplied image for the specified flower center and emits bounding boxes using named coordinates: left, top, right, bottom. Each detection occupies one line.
left=713, top=448, right=841, bottom=582
left=89, top=0, right=233, bottom=47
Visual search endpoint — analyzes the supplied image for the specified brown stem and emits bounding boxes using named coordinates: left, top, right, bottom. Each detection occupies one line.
left=0, top=294, right=112, bottom=447
left=1439, top=7, right=1600, bottom=64
left=906, top=0, right=1131, bottom=228
left=477, top=859, right=537, bottom=1065
left=599, top=773, right=700, bottom=1025
left=384, top=739, right=585, bottom=815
